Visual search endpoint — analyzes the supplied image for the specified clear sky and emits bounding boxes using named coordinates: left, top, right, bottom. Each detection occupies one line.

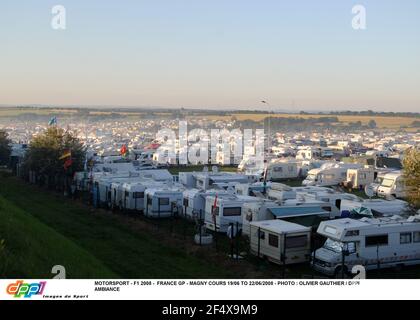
left=0, top=0, right=419, bottom=111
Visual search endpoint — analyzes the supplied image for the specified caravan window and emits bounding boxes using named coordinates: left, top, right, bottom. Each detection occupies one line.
left=268, top=234, right=279, bottom=248
left=413, top=232, right=420, bottom=243
left=286, top=235, right=308, bottom=249
left=258, top=230, right=265, bottom=240
left=159, top=198, right=170, bottom=206
left=365, top=235, right=388, bottom=247
left=400, top=233, right=412, bottom=244
left=125, top=191, right=129, bottom=197
left=273, top=167, right=283, bottom=172
left=133, top=192, right=144, bottom=199
left=211, top=206, right=219, bottom=216
left=223, top=207, right=241, bottom=217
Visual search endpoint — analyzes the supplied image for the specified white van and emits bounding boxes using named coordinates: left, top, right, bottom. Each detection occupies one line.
left=377, top=171, right=406, bottom=199
left=312, top=216, right=420, bottom=277
left=265, top=160, right=299, bottom=181
left=204, top=194, right=265, bottom=233
left=144, top=188, right=183, bottom=218
left=249, top=220, right=312, bottom=265
left=302, top=163, right=361, bottom=187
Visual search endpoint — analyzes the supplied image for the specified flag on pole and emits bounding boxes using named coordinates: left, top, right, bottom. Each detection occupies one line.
left=120, top=144, right=128, bottom=157
left=59, top=149, right=72, bottom=160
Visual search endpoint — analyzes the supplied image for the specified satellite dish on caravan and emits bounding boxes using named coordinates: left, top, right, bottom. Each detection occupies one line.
left=212, top=166, right=219, bottom=174
left=364, top=184, right=375, bottom=198
left=203, top=166, right=209, bottom=173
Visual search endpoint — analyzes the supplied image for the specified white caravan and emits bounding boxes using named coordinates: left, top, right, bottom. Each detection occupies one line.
left=183, top=189, right=227, bottom=220
left=204, top=194, right=267, bottom=233
left=377, top=171, right=406, bottom=199
left=179, top=170, right=257, bottom=191
left=265, top=160, right=299, bottom=181
left=249, top=220, right=312, bottom=265
left=344, top=166, right=375, bottom=189
left=242, top=201, right=339, bottom=237
left=312, top=216, right=420, bottom=276
left=302, top=163, right=362, bottom=187
left=144, top=188, right=184, bottom=218
left=120, top=182, right=148, bottom=211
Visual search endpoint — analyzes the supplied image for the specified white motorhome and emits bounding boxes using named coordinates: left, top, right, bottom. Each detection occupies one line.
left=242, top=201, right=339, bottom=237
left=302, top=163, right=362, bottom=187
left=249, top=220, right=312, bottom=265
left=344, top=166, right=375, bottom=189
left=265, top=160, right=299, bottom=181
left=144, top=188, right=183, bottom=218
left=312, top=216, right=420, bottom=276
left=120, top=182, right=148, bottom=211
left=204, top=194, right=266, bottom=233
left=377, top=171, right=406, bottom=199
left=296, top=147, right=321, bottom=160
left=179, top=170, right=257, bottom=191
left=182, top=189, right=227, bottom=220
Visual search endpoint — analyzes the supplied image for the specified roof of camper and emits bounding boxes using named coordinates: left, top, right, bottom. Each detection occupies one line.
left=250, top=219, right=311, bottom=233
left=268, top=205, right=329, bottom=218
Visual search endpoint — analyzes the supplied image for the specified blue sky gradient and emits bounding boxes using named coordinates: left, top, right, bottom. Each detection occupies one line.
left=1, top=1, right=419, bottom=111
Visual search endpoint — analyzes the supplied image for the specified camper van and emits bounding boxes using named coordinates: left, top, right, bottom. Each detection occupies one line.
left=302, top=163, right=362, bottom=187
left=377, top=171, right=406, bottom=199
left=312, top=216, right=420, bottom=276
left=204, top=194, right=265, bottom=233
left=120, top=182, right=148, bottom=212
left=344, top=167, right=375, bottom=189
left=182, top=189, right=227, bottom=220
left=265, top=160, right=299, bottom=181
left=179, top=170, right=256, bottom=191
left=144, top=188, right=183, bottom=218
left=249, top=220, right=312, bottom=265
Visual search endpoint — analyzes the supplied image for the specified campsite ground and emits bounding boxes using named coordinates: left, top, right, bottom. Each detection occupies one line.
left=1, top=170, right=419, bottom=279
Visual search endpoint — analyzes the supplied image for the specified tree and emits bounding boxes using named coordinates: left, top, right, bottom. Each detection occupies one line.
left=368, top=119, right=377, bottom=129
left=24, top=127, right=85, bottom=188
left=0, top=130, right=11, bottom=165
left=402, top=147, right=420, bottom=209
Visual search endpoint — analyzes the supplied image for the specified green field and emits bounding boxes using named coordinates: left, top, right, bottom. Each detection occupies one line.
left=0, top=171, right=232, bottom=279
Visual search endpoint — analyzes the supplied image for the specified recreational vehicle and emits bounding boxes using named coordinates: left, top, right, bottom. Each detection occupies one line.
left=183, top=189, right=227, bottom=220
left=302, top=163, right=362, bottom=187
left=120, top=182, right=148, bottom=211
left=377, top=171, right=406, bottom=199
left=344, top=166, right=375, bottom=189
left=265, top=160, right=299, bottom=181
left=312, top=216, right=420, bottom=276
left=249, top=220, right=312, bottom=265
left=144, top=188, right=184, bottom=218
left=204, top=194, right=266, bottom=233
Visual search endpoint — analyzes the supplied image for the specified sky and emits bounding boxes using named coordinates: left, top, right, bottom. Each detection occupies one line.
left=0, top=0, right=419, bottom=112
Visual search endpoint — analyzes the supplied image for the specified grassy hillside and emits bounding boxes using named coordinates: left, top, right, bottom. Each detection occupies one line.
left=0, top=172, right=232, bottom=279
left=0, top=195, right=117, bottom=278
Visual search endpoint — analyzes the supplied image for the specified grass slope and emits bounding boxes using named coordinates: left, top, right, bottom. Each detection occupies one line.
left=0, top=173, right=231, bottom=278
left=0, top=195, right=117, bottom=278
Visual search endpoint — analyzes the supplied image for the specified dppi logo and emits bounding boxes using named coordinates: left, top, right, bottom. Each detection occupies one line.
left=6, top=280, right=46, bottom=298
